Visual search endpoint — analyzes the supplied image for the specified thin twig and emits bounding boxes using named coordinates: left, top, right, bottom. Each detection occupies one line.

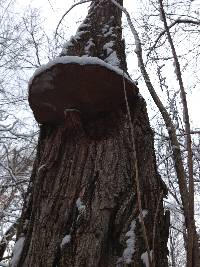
left=158, top=1, right=198, bottom=266
left=110, top=0, right=190, bottom=233
left=55, top=0, right=91, bottom=38
left=147, top=18, right=200, bottom=58
left=47, top=0, right=55, bottom=12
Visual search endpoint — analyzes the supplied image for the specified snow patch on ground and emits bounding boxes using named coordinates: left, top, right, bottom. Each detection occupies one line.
left=60, top=234, right=71, bottom=248
left=10, top=236, right=25, bottom=267
left=29, top=56, right=133, bottom=85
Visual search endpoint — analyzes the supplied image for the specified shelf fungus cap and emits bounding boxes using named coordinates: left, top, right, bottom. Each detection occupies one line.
left=28, top=56, right=139, bottom=124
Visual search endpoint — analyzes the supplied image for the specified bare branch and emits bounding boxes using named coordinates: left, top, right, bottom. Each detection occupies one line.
left=110, top=2, right=197, bottom=265
left=147, top=18, right=200, bottom=58
left=55, top=0, right=91, bottom=38
left=47, top=0, right=55, bottom=12
left=158, top=1, right=199, bottom=266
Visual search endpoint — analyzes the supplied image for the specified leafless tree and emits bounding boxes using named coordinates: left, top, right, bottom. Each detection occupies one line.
left=110, top=0, right=200, bottom=265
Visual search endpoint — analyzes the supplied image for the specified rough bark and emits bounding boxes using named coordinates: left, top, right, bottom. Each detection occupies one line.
left=60, top=0, right=127, bottom=72
left=13, top=1, right=169, bottom=266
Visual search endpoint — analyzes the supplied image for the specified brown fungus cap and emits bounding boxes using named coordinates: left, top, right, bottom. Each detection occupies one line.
left=28, top=57, right=139, bottom=124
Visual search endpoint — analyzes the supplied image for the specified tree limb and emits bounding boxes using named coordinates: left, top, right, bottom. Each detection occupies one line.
left=158, top=1, right=199, bottom=266
left=147, top=18, right=200, bottom=58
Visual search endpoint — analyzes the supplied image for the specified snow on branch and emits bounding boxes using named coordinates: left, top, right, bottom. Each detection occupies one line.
left=29, top=55, right=138, bottom=124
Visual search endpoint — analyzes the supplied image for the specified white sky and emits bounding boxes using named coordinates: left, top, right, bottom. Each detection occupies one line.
left=17, top=0, right=199, bottom=128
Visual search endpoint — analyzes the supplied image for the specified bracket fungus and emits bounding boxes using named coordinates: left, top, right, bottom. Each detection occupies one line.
left=28, top=56, right=139, bottom=124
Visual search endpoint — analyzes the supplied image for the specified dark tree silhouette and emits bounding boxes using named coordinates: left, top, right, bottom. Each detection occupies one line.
left=12, top=1, right=169, bottom=266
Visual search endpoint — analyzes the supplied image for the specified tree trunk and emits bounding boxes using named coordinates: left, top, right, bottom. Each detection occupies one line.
left=12, top=1, right=169, bottom=266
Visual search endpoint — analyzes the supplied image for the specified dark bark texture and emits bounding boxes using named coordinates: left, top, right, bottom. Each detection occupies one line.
left=14, top=1, right=169, bottom=266
left=60, top=0, right=127, bottom=72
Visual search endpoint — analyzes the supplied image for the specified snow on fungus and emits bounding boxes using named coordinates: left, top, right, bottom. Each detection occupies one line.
left=28, top=56, right=138, bottom=124
left=10, top=236, right=25, bottom=267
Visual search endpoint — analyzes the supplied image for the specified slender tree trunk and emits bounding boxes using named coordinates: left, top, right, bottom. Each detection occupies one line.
left=13, top=1, right=169, bottom=266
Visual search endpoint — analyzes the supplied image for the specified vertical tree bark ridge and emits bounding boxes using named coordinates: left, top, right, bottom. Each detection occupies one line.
left=14, top=0, right=169, bottom=266
left=61, top=0, right=127, bottom=72
left=17, top=98, right=169, bottom=267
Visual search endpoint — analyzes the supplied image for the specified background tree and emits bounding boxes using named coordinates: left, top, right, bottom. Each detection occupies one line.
left=0, top=1, right=50, bottom=263
left=111, top=0, right=200, bottom=266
